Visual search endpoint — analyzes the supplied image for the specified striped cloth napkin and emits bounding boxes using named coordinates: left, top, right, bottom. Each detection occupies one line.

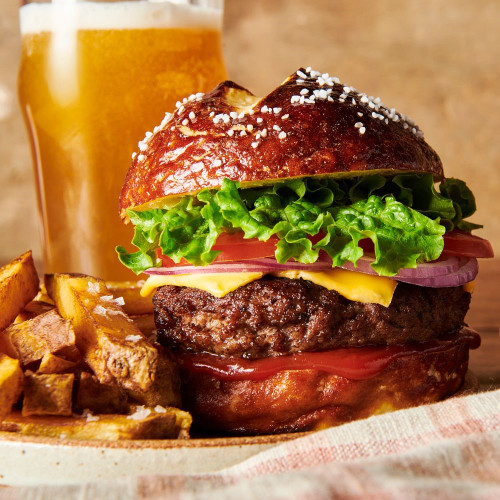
left=7, top=388, right=500, bottom=500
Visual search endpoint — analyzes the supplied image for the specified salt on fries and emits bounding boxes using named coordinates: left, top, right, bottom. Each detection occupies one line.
left=5, top=309, right=79, bottom=366
left=0, top=251, right=190, bottom=440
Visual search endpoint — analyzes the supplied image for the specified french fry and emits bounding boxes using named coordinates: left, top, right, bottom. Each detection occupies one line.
left=0, top=251, right=39, bottom=331
left=1, top=407, right=192, bottom=440
left=45, top=274, right=164, bottom=393
left=33, top=283, right=55, bottom=306
left=37, top=353, right=78, bottom=374
left=15, top=300, right=55, bottom=323
left=127, top=347, right=181, bottom=408
left=74, top=372, right=128, bottom=414
left=22, top=373, right=74, bottom=417
left=0, top=257, right=191, bottom=441
left=4, top=309, right=78, bottom=366
left=0, top=354, right=24, bottom=421
left=106, top=281, right=153, bottom=316
left=0, top=332, right=18, bottom=359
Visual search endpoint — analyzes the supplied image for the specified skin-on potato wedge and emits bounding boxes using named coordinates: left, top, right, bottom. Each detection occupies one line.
left=4, top=309, right=78, bottom=366
left=0, top=407, right=192, bottom=440
left=127, top=347, right=181, bottom=408
left=15, top=300, right=55, bottom=323
left=74, top=372, right=128, bottom=414
left=37, top=353, right=78, bottom=374
left=45, top=274, right=167, bottom=394
left=0, top=251, right=39, bottom=331
left=22, top=373, right=74, bottom=417
left=0, top=332, right=18, bottom=359
left=0, top=354, right=24, bottom=421
left=106, top=281, right=153, bottom=316
left=33, top=284, right=55, bottom=306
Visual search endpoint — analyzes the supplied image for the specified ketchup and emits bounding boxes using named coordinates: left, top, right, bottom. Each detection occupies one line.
left=175, top=329, right=480, bottom=382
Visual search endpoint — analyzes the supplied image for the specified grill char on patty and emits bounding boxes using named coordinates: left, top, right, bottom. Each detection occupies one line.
left=154, top=277, right=471, bottom=359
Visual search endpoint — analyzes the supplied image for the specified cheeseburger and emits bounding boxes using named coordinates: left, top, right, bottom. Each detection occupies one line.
left=117, top=68, right=493, bottom=435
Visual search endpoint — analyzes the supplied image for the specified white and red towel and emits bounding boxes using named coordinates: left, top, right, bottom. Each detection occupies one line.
left=6, top=388, right=500, bottom=499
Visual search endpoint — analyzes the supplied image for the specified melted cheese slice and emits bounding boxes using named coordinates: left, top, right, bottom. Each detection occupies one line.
left=140, top=272, right=264, bottom=298
left=140, top=268, right=396, bottom=306
left=272, top=270, right=396, bottom=307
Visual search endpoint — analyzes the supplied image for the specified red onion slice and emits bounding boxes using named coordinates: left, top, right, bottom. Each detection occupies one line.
left=340, top=255, right=462, bottom=278
left=392, top=258, right=478, bottom=288
left=145, top=255, right=477, bottom=287
left=145, top=259, right=333, bottom=276
left=339, top=255, right=477, bottom=286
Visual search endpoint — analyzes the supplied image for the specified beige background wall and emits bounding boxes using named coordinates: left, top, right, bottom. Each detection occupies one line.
left=1, top=0, right=499, bottom=265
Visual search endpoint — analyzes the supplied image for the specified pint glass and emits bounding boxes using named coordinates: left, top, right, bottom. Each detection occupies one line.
left=18, top=0, right=226, bottom=280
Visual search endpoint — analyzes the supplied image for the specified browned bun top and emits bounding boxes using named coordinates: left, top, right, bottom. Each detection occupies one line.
left=119, top=67, right=443, bottom=216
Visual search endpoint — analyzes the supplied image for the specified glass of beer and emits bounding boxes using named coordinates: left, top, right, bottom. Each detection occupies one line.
left=18, top=0, right=226, bottom=280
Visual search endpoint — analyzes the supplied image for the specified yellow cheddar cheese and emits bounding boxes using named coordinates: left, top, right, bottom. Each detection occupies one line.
left=140, top=268, right=397, bottom=306
left=272, top=269, right=396, bottom=307
left=140, top=272, right=264, bottom=298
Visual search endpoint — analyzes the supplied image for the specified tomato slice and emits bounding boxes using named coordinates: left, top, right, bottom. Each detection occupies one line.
left=211, top=232, right=278, bottom=262
left=210, top=232, right=324, bottom=262
left=174, top=329, right=480, bottom=382
left=360, top=231, right=494, bottom=259
left=156, top=248, right=184, bottom=267
left=157, top=233, right=280, bottom=267
left=442, top=230, right=494, bottom=258
left=156, top=229, right=494, bottom=268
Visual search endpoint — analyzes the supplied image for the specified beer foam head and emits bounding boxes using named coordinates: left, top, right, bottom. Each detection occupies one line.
left=20, top=1, right=222, bottom=33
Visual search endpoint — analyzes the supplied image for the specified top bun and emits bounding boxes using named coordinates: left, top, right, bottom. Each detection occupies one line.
left=119, top=68, right=443, bottom=217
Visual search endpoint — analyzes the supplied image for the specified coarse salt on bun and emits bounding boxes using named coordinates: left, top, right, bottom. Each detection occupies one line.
left=119, top=68, right=442, bottom=217
left=118, top=68, right=484, bottom=436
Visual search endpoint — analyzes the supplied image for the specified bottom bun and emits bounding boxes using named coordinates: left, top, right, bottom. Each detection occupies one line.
left=181, top=334, right=472, bottom=435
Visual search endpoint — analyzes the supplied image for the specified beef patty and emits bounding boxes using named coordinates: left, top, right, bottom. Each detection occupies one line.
left=154, top=276, right=470, bottom=358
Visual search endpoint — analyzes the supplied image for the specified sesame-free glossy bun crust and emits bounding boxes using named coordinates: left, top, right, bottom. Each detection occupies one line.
left=180, top=330, right=471, bottom=435
left=120, top=68, right=443, bottom=216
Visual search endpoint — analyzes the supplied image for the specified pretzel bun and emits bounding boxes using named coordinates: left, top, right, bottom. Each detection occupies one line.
left=119, top=68, right=442, bottom=217
left=181, top=332, right=471, bottom=435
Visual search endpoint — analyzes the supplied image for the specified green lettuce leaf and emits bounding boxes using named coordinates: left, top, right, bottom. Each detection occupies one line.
left=439, top=178, right=482, bottom=231
left=117, top=174, right=480, bottom=275
left=326, top=196, right=445, bottom=275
